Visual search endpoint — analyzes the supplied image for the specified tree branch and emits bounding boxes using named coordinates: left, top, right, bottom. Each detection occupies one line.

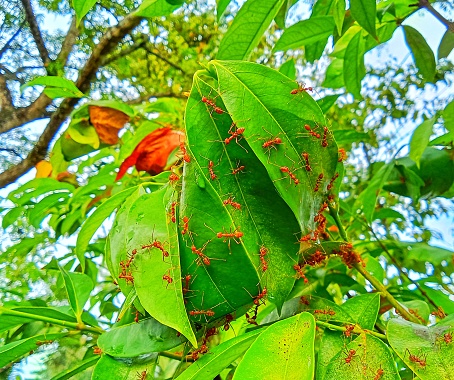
left=56, top=17, right=79, bottom=66
left=101, top=38, right=146, bottom=66
left=0, top=14, right=142, bottom=189
left=417, top=0, right=454, bottom=32
left=144, top=43, right=187, bottom=74
left=127, top=91, right=187, bottom=104
left=20, top=0, right=51, bottom=68
left=0, top=20, right=26, bottom=59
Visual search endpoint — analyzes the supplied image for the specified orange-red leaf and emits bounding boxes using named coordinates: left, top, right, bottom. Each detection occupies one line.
left=35, top=160, right=52, bottom=178
left=89, top=106, right=130, bottom=145
left=116, top=127, right=184, bottom=180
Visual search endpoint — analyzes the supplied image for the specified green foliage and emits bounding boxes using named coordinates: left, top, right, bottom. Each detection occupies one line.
left=1, top=0, right=454, bottom=379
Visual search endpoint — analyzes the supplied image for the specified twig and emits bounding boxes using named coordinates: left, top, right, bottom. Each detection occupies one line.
left=315, top=320, right=387, bottom=340
left=414, top=0, right=454, bottom=33
left=101, top=39, right=146, bottom=66
left=159, top=351, right=194, bottom=362
left=0, top=19, right=26, bottom=59
left=20, top=0, right=51, bottom=68
left=0, top=307, right=104, bottom=334
left=144, top=43, right=186, bottom=74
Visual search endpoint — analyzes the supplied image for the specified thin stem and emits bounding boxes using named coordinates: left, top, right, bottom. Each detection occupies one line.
left=159, top=351, right=194, bottom=362
left=328, top=204, right=348, bottom=241
left=0, top=307, right=104, bottom=334
left=315, top=320, right=387, bottom=340
left=352, top=262, right=421, bottom=324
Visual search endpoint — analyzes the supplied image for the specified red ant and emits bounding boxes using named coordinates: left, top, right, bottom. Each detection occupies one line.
left=216, top=226, right=243, bottom=243
left=338, top=148, right=347, bottom=162
left=134, top=310, right=140, bottom=323
left=136, top=370, right=147, bottom=380
left=168, top=172, right=180, bottom=183
left=191, top=244, right=211, bottom=266
left=303, top=124, right=321, bottom=139
left=444, top=332, right=453, bottom=344
left=305, top=250, right=326, bottom=267
left=431, top=306, right=447, bottom=319
left=201, top=95, right=224, bottom=114
left=293, top=264, right=308, bottom=283
left=321, top=126, right=329, bottom=147
left=301, top=152, right=311, bottom=172
left=207, top=160, right=217, bottom=180
left=253, top=287, right=267, bottom=305
left=259, top=245, right=268, bottom=272
left=93, top=347, right=102, bottom=355
left=344, top=349, right=356, bottom=364
left=343, top=324, right=355, bottom=338
left=142, top=240, right=169, bottom=259
left=162, top=272, right=173, bottom=285
left=261, top=127, right=283, bottom=153
left=374, top=368, right=384, bottom=380
left=280, top=166, right=300, bottom=185
left=327, top=173, right=339, bottom=191
left=223, top=196, right=241, bottom=210
left=314, top=309, right=335, bottom=316
left=314, top=173, right=324, bottom=192
left=181, top=216, right=190, bottom=235
left=119, top=271, right=134, bottom=285
left=225, top=125, right=245, bottom=145
left=182, top=274, right=191, bottom=295
left=290, top=81, right=314, bottom=94
left=169, top=201, right=177, bottom=223
left=300, top=296, right=310, bottom=305
left=232, top=164, right=245, bottom=175
left=189, top=309, right=215, bottom=317
left=223, top=313, right=234, bottom=331
left=405, top=349, right=427, bottom=368
left=246, top=304, right=260, bottom=325
left=179, top=142, right=190, bottom=163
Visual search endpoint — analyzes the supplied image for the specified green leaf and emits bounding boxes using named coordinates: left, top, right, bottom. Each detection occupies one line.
left=316, top=330, right=344, bottom=380
left=402, top=300, right=430, bottom=324
left=279, top=58, right=296, bottom=80
left=72, top=0, right=97, bottom=25
left=76, top=186, right=138, bottom=269
left=341, top=293, right=379, bottom=329
left=403, top=25, right=436, bottom=83
left=0, top=333, right=67, bottom=368
left=363, top=255, right=385, bottom=283
left=317, top=94, right=340, bottom=114
left=443, top=99, right=454, bottom=132
left=8, top=178, right=74, bottom=205
left=322, top=58, right=344, bottom=88
left=92, top=354, right=155, bottom=380
left=305, top=38, right=329, bottom=63
left=233, top=313, right=315, bottom=379
left=430, top=132, right=454, bottom=146
left=388, top=318, right=454, bottom=379
left=333, top=129, right=370, bottom=144
left=210, top=60, right=338, bottom=233
left=349, top=0, right=377, bottom=38
left=134, top=0, right=182, bottom=17
left=406, top=243, right=453, bottom=266
left=50, top=356, right=99, bottom=380
left=324, top=334, right=400, bottom=379
left=343, top=30, right=366, bottom=99
left=186, top=76, right=300, bottom=310
left=21, top=76, right=84, bottom=98
left=332, top=0, right=346, bottom=36
left=2, top=207, right=23, bottom=228
left=438, top=29, right=454, bottom=60
left=67, top=121, right=100, bottom=149
left=175, top=329, right=264, bottom=380
left=216, top=0, right=231, bottom=21
left=122, top=189, right=197, bottom=346
left=409, top=117, right=435, bottom=168
left=217, top=0, right=286, bottom=60
left=274, top=16, right=335, bottom=52
left=29, top=193, right=70, bottom=229
left=274, top=0, right=297, bottom=28
left=58, top=266, right=94, bottom=321
left=97, top=318, right=187, bottom=357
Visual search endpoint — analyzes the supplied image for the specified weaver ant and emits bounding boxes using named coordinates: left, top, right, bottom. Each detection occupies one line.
left=314, top=173, right=324, bottom=192
left=223, top=196, right=241, bottom=210
left=179, top=142, right=190, bottom=163
left=405, top=349, right=427, bottom=368
left=136, top=370, right=148, bottom=380
left=231, top=163, right=246, bottom=175
left=168, top=201, right=177, bottom=223
left=301, top=152, right=311, bottom=172
left=344, top=349, right=356, bottom=364
left=290, top=81, right=314, bottom=94
left=259, top=245, right=268, bottom=272
left=293, top=264, right=308, bottom=283
left=201, top=95, right=225, bottom=115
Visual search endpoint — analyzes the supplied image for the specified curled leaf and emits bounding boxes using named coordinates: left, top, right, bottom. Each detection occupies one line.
left=116, top=127, right=184, bottom=180
left=89, top=106, right=130, bottom=145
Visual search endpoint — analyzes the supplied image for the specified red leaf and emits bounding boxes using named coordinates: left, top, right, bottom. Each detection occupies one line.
left=116, top=127, right=184, bottom=180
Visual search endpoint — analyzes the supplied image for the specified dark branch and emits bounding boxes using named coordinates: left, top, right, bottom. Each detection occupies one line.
left=101, top=39, right=146, bottom=66
left=20, top=0, right=51, bottom=68
left=0, top=14, right=142, bottom=188
left=127, top=91, right=187, bottom=104
left=417, top=0, right=454, bottom=32
left=56, top=17, right=79, bottom=66
left=144, top=43, right=186, bottom=74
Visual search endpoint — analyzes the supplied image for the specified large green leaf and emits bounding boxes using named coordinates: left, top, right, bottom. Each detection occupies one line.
left=274, top=16, right=335, bottom=52
left=134, top=0, right=182, bottom=17
left=341, top=293, right=379, bottom=330
left=185, top=76, right=299, bottom=310
left=122, top=188, right=197, bottom=346
left=216, top=0, right=232, bottom=21
left=324, top=334, right=400, bottom=379
left=388, top=318, right=454, bottom=379
left=403, top=25, right=436, bottom=83
left=97, top=318, right=187, bottom=357
left=438, top=30, right=454, bottom=60
left=233, top=312, right=316, bottom=379
left=409, top=117, right=435, bottom=168
left=217, top=0, right=286, bottom=60
left=58, top=266, right=94, bottom=321
left=20, top=76, right=84, bottom=98
left=76, top=186, right=138, bottom=269
left=92, top=354, right=155, bottom=380
left=0, top=333, right=67, bottom=367
left=343, top=30, right=366, bottom=99
left=175, top=329, right=264, bottom=380
left=349, top=0, right=377, bottom=38
left=210, top=60, right=339, bottom=233
left=332, top=0, right=346, bottom=35
left=443, top=99, right=454, bottom=133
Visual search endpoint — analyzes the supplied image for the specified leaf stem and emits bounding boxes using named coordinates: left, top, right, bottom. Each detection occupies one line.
left=159, top=351, right=194, bottom=362
left=0, top=307, right=104, bottom=334
left=315, top=320, right=387, bottom=340
left=328, top=204, right=348, bottom=241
